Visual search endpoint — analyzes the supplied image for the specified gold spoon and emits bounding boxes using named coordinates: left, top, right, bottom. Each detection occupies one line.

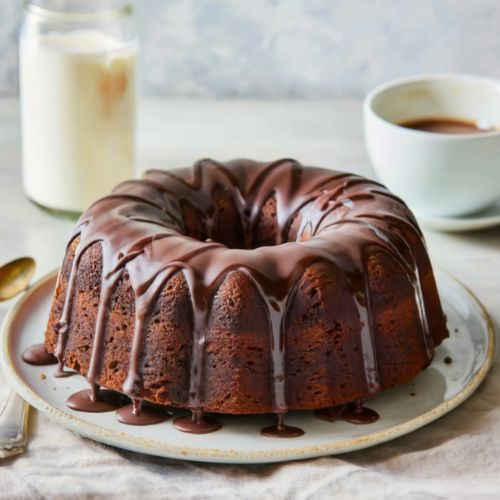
left=0, top=257, right=36, bottom=302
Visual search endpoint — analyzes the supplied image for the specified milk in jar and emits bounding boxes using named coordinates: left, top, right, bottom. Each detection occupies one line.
left=19, top=2, right=137, bottom=215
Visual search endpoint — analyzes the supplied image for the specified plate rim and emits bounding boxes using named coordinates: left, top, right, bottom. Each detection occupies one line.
left=0, top=269, right=496, bottom=464
left=416, top=208, right=500, bottom=232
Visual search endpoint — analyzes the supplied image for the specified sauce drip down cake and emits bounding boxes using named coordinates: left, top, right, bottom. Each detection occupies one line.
left=36, top=159, right=448, bottom=435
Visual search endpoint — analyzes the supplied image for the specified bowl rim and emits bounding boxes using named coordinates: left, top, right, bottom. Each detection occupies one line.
left=363, top=73, right=500, bottom=140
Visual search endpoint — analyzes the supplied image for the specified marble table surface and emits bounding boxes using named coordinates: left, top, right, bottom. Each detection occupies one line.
left=0, top=98, right=499, bottom=499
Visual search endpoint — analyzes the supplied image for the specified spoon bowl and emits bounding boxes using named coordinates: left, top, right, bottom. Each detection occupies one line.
left=0, top=257, right=36, bottom=302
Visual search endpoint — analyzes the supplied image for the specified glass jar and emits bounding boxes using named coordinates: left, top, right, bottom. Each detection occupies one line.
left=19, top=0, right=138, bottom=217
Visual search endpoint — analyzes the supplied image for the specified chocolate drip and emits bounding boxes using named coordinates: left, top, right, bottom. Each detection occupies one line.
left=54, top=368, right=76, bottom=378
left=341, top=400, right=379, bottom=424
left=183, top=268, right=210, bottom=415
left=67, top=388, right=125, bottom=413
left=87, top=268, right=123, bottom=391
left=242, top=268, right=308, bottom=413
left=123, top=268, right=173, bottom=397
left=54, top=248, right=82, bottom=373
left=54, top=319, right=70, bottom=374
left=116, top=399, right=171, bottom=426
left=260, top=412, right=305, bottom=438
left=51, top=158, right=436, bottom=425
left=329, top=217, right=433, bottom=358
left=173, top=410, right=222, bottom=434
left=22, top=344, right=57, bottom=365
left=315, top=400, right=379, bottom=425
left=361, top=216, right=433, bottom=356
left=350, top=272, right=380, bottom=394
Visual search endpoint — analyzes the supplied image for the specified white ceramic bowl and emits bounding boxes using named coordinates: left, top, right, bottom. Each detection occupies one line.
left=364, top=74, right=500, bottom=217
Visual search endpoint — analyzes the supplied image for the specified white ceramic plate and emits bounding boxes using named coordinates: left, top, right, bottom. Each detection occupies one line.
left=416, top=201, right=500, bottom=232
left=0, top=270, right=495, bottom=464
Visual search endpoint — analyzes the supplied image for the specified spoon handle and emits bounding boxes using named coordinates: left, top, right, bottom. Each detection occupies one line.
left=0, top=389, right=29, bottom=458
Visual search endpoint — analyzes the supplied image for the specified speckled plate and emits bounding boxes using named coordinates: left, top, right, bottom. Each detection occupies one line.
left=0, top=270, right=495, bottom=464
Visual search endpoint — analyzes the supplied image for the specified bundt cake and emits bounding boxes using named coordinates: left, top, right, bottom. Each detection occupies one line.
left=38, top=158, right=448, bottom=433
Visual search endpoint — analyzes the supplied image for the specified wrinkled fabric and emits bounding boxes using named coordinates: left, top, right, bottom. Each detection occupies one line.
left=1, top=360, right=499, bottom=500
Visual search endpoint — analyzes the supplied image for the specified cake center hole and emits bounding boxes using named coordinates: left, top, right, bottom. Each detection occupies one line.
left=181, top=190, right=299, bottom=249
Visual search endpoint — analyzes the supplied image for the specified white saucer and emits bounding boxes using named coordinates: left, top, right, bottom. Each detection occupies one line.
left=0, top=270, right=495, bottom=464
left=416, top=201, right=500, bottom=232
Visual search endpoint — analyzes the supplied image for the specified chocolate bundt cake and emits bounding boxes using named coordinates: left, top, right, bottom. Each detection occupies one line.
left=43, top=158, right=448, bottom=431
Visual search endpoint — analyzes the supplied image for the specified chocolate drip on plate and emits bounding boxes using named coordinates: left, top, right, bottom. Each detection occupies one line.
left=22, top=343, right=57, bottom=365
left=54, top=367, right=76, bottom=378
left=315, top=400, right=379, bottom=425
left=260, top=412, right=305, bottom=438
left=67, top=388, right=126, bottom=413
left=116, top=399, right=171, bottom=426
left=341, top=401, right=379, bottom=424
left=173, top=409, right=222, bottom=434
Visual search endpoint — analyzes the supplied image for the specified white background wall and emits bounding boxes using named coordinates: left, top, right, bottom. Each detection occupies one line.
left=2, top=0, right=500, bottom=98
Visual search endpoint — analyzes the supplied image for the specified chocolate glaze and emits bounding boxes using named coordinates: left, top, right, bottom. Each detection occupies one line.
left=173, top=410, right=222, bottom=434
left=67, top=388, right=125, bottom=413
left=22, top=343, right=57, bottom=365
left=116, top=399, right=171, bottom=426
left=341, top=401, right=379, bottom=424
left=315, top=400, right=379, bottom=425
left=51, top=158, right=436, bottom=432
left=260, top=413, right=305, bottom=438
left=54, top=367, right=76, bottom=378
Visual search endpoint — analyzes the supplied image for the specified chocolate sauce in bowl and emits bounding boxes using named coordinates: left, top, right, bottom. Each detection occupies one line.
left=399, top=117, right=495, bottom=134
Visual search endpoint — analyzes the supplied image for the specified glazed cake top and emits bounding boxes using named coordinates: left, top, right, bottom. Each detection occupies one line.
left=54, top=158, right=431, bottom=415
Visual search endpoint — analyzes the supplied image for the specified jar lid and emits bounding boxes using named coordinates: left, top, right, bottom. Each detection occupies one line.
left=25, top=0, right=133, bottom=22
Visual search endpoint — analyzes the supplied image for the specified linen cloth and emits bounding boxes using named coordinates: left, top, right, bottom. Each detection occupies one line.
left=0, top=356, right=499, bottom=500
